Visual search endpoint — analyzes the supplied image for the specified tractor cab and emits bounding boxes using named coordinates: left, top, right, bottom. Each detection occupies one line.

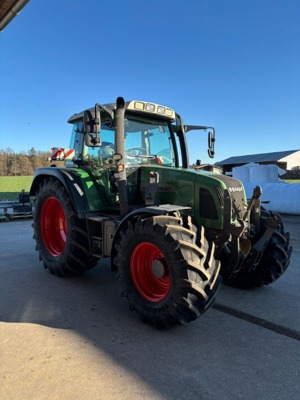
left=66, top=98, right=214, bottom=169
left=45, top=98, right=215, bottom=213
left=69, top=114, right=178, bottom=169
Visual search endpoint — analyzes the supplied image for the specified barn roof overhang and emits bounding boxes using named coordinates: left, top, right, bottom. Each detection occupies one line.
left=0, top=0, right=30, bottom=32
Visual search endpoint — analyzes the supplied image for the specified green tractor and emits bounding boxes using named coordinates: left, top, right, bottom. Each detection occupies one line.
left=30, top=97, right=292, bottom=328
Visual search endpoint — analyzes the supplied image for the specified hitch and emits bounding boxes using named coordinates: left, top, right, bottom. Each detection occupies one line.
left=244, top=186, right=262, bottom=232
left=236, top=215, right=281, bottom=274
left=228, top=186, right=281, bottom=278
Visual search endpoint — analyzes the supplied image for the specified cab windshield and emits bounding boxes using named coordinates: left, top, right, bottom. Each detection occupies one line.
left=85, top=116, right=177, bottom=167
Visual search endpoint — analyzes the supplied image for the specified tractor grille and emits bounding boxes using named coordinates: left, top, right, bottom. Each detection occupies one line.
left=214, top=175, right=246, bottom=220
left=198, top=175, right=247, bottom=221
left=215, top=185, right=225, bottom=208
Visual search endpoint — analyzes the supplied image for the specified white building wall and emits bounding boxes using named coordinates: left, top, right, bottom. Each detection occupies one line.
left=279, top=150, right=300, bottom=170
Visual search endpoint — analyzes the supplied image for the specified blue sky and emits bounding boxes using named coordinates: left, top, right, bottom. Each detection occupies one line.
left=0, top=0, right=299, bottom=165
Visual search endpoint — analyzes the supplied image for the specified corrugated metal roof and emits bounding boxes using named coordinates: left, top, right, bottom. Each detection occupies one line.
left=216, top=150, right=299, bottom=165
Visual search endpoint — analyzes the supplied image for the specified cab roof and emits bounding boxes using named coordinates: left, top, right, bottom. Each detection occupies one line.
left=67, top=99, right=176, bottom=124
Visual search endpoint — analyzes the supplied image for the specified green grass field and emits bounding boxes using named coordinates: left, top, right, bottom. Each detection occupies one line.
left=0, top=176, right=33, bottom=201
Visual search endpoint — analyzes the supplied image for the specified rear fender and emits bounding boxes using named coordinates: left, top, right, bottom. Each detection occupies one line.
left=30, top=167, right=93, bottom=216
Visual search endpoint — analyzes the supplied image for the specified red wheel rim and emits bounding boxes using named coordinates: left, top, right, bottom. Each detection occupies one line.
left=130, top=242, right=171, bottom=302
left=40, top=197, right=67, bottom=256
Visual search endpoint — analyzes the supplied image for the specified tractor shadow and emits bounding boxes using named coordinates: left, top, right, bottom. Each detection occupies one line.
left=0, top=220, right=225, bottom=399
left=1, top=217, right=300, bottom=399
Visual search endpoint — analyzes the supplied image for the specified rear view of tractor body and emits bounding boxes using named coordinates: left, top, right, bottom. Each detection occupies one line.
left=30, top=97, right=292, bottom=328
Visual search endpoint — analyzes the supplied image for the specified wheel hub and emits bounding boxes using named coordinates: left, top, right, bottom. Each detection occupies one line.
left=40, top=197, right=67, bottom=257
left=130, top=242, right=170, bottom=302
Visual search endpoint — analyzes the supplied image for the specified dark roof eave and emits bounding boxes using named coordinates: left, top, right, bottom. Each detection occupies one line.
left=216, top=150, right=300, bottom=165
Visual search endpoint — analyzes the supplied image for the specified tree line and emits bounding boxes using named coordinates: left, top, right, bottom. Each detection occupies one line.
left=0, top=148, right=52, bottom=176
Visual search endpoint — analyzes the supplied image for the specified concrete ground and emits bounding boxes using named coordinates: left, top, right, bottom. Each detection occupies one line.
left=0, top=215, right=299, bottom=400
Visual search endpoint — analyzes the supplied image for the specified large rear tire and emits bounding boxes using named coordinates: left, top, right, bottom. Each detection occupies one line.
left=114, top=214, right=221, bottom=328
left=33, top=178, right=98, bottom=276
left=221, top=210, right=292, bottom=289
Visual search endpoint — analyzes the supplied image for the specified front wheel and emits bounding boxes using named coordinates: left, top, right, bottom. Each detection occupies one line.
left=220, top=210, right=292, bottom=289
left=33, top=178, right=98, bottom=275
left=114, top=214, right=221, bottom=328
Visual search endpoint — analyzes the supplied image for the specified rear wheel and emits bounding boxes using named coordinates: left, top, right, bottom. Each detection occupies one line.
left=114, top=214, right=221, bottom=328
left=221, top=210, right=292, bottom=289
left=33, top=178, right=97, bottom=275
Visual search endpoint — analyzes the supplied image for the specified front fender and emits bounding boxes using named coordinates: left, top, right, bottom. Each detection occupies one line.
left=111, top=204, right=190, bottom=271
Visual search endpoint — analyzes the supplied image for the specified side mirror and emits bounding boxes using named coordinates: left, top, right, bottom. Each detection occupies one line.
left=83, top=105, right=101, bottom=147
left=208, top=130, right=215, bottom=158
left=84, top=132, right=101, bottom=147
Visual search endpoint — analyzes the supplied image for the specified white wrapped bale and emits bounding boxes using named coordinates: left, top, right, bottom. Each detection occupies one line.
left=232, top=165, right=250, bottom=183
left=248, top=164, right=279, bottom=183
left=243, top=182, right=300, bottom=215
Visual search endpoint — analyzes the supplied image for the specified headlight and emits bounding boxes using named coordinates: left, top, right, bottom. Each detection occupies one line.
left=145, top=103, right=155, bottom=112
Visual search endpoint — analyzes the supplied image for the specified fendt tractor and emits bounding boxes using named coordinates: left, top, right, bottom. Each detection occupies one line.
left=30, top=97, right=292, bottom=328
